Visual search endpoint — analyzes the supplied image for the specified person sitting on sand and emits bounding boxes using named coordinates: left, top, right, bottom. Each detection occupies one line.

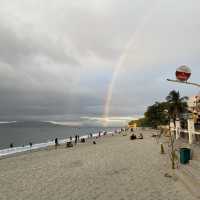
left=130, top=134, right=137, bottom=140
left=138, top=133, right=143, bottom=139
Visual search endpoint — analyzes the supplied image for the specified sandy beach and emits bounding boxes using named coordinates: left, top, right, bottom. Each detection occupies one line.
left=0, top=129, right=197, bottom=200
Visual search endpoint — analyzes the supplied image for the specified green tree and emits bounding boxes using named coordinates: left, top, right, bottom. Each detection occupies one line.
left=144, top=102, right=169, bottom=128
left=128, top=90, right=188, bottom=131
left=165, top=90, right=188, bottom=169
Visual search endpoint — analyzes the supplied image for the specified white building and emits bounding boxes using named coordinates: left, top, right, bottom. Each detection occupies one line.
left=187, top=94, right=200, bottom=124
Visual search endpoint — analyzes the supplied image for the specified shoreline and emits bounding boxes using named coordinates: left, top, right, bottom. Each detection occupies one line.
left=0, top=130, right=117, bottom=159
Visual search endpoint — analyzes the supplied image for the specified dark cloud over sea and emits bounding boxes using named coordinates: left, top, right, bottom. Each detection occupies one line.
left=0, top=0, right=200, bottom=126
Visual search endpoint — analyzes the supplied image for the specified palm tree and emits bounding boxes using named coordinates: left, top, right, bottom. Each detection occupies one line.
left=166, top=90, right=188, bottom=127
left=166, top=90, right=188, bottom=169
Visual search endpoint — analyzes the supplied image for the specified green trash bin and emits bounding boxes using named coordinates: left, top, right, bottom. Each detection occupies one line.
left=180, top=148, right=191, bottom=164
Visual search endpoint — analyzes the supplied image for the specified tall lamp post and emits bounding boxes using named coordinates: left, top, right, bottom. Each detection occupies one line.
left=167, top=65, right=200, bottom=88
left=167, top=65, right=200, bottom=144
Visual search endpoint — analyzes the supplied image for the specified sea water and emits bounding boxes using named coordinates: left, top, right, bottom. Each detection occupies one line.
left=0, top=121, right=120, bottom=157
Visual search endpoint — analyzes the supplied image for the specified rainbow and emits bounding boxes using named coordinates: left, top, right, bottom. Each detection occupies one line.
left=103, top=0, right=161, bottom=126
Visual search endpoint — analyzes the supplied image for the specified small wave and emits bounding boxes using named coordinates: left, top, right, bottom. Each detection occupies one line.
left=45, top=121, right=82, bottom=126
left=0, top=121, right=17, bottom=124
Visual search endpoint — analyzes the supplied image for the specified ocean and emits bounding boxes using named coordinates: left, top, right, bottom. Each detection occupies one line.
left=0, top=121, right=119, bottom=150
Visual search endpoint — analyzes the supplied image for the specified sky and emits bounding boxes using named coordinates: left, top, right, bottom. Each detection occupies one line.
left=0, top=0, right=200, bottom=126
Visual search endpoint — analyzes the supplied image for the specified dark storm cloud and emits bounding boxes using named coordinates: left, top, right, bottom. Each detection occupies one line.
left=0, top=21, right=79, bottom=66
left=0, top=0, right=200, bottom=126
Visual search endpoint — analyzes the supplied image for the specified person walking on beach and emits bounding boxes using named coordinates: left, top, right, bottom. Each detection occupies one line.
left=75, top=135, right=78, bottom=145
left=99, top=132, right=101, bottom=137
left=55, top=138, right=58, bottom=149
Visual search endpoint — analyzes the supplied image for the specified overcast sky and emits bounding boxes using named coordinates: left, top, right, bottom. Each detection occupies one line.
left=0, top=0, right=200, bottom=126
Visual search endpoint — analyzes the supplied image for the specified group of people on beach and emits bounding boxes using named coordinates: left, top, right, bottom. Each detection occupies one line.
left=9, top=142, right=33, bottom=149
left=54, top=133, right=97, bottom=149
left=7, top=130, right=118, bottom=150
left=130, top=129, right=143, bottom=140
left=54, top=134, right=80, bottom=149
left=53, top=130, right=114, bottom=149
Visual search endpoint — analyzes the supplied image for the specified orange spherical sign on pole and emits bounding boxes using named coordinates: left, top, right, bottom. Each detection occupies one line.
left=176, top=65, right=191, bottom=81
left=167, top=66, right=200, bottom=88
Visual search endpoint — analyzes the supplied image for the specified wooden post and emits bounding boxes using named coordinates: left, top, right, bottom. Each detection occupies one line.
left=175, top=119, right=180, bottom=139
left=187, top=118, right=194, bottom=144
left=170, top=120, right=175, bottom=136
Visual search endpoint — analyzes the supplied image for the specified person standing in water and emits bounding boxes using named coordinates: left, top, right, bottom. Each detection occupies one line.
left=29, top=142, right=33, bottom=151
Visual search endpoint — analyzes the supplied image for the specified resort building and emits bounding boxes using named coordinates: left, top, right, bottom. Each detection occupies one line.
left=176, top=94, right=200, bottom=144
left=187, top=94, right=200, bottom=129
left=128, top=123, right=137, bottom=129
